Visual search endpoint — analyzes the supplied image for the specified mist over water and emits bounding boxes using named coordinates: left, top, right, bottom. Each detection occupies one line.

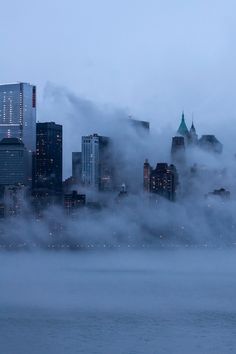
left=1, top=250, right=236, bottom=354
left=0, top=84, right=229, bottom=249
left=2, top=1, right=236, bottom=352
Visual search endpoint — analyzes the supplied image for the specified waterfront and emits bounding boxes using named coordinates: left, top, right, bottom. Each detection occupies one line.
left=1, top=249, right=236, bottom=354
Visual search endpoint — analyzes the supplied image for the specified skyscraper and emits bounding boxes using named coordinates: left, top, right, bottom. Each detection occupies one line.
left=81, top=134, right=113, bottom=191
left=72, top=152, right=82, bottom=183
left=0, top=83, right=36, bottom=151
left=128, top=117, right=150, bottom=135
left=143, top=159, right=151, bottom=192
left=198, top=135, right=223, bottom=154
left=33, top=122, right=62, bottom=194
left=171, top=136, right=185, bottom=165
left=177, top=112, right=190, bottom=139
left=189, top=122, right=198, bottom=144
left=150, top=163, right=178, bottom=201
left=0, top=138, right=30, bottom=186
left=64, top=191, right=86, bottom=215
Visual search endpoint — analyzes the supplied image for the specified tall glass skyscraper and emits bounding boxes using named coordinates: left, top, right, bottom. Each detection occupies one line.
left=0, top=138, right=29, bottom=186
left=0, top=82, right=36, bottom=152
left=33, top=122, right=62, bottom=194
left=82, top=134, right=113, bottom=191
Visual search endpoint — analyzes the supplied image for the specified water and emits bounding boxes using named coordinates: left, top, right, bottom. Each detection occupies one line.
left=1, top=249, right=236, bottom=353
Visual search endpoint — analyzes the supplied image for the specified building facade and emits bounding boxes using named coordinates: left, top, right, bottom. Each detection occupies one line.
left=72, top=152, right=82, bottom=183
left=0, top=138, right=29, bottom=186
left=64, top=191, right=86, bottom=215
left=150, top=163, right=178, bottom=201
left=171, top=136, right=185, bottom=165
left=81, top=134, right=113, bottom=191
left=33, top=122, right=62, bottom=194
left=0, top=83, right=36, bottom=151
left=143, top=158, right=151, bottom=192
left=198, top=135, right=223, bottom=154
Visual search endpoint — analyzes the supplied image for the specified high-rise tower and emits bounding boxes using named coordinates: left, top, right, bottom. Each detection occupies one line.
left=0, top=83, right=36, bottom=152
left=177, top=111, right=190, bottom=140
left=171, top=136, right=185, bottom=165
left=82, top=134, right=113, bottom=191
left=33, top=122, right=62, bottom=194
left=189, top=121, right=198, bottom=144
left=150, top=163, right=178, bottom=201
left=0, top=138, right=29, bottom=186
left=143, top=159, right=151, bottom=192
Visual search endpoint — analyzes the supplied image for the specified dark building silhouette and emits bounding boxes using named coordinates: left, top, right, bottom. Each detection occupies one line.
left=189, top=122, right=198, bottom=144
left=63, top=176, right=78, bottom=193
left=116, top=183, right=128, bottom=203
left=64, top=191, right=86, bottom=215
left=0, top=138, right=30, bottom=186
left=128, top=117, right=150, bottom=135
left=207, top=188, right=230, bottom=200
left=143, top=159, right=151, bottom=192
left=3, top=185, right=29, bottom=217
left=171, top=136, right=185, bottom=164
left=33, top=122, right=62, bottom=194
left=150, top=163, right=178, bottom=201
left=72, top=152, right=82, bottom=183
left=198, top=135, right=223, bottom=154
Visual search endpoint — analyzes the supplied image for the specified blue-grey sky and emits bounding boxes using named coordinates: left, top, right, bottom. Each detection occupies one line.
left=1, top=0, right=236, bottom=132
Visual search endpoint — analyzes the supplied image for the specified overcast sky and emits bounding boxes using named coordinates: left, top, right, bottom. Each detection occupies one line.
left=1, top=0, right=236, bottom=134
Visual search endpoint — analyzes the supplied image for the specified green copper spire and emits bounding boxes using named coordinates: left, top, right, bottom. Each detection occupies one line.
left=177, top=111, right=189, bottom=136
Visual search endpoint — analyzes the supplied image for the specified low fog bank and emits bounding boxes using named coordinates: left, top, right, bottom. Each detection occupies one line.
left=1, top=84, right=235, bottom=250
left=1, top=194, right=236, bottom=249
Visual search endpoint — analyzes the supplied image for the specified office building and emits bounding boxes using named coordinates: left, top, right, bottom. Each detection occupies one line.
left=198, top=135, right=223, bottom=154
left=171, top=136, right=185, bottom=164
left=207, top=188, right=230, bottom=200
left=128, top=117, right=150, bottom=134
left=64, top=191, right=86, bottom=215
left=189, top=122, right=198, bottom=144
left=3, top=185, right=29, bottom=217
left=0, top=138, right=29, bottom=186
left=150, top=163, right=178, bottom=201
left=72, top=152, right=82, bottom=183
left=82, top=134, right=113, bottom=191
left=33, top=122, right=62, bottom=193
left=143, top=159, right=151, bottom=192
left=0, top=82, right=36, bottom=151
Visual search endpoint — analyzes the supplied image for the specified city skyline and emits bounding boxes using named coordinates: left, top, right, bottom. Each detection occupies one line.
left=0, top=80, right=229, bottom=221
left=2, top=3, right=236, bottom=354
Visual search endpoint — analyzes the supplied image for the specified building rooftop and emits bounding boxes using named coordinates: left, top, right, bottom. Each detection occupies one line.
left=0, top=82, right=33, bottom=86
left=0, top=138, right=24, bottom=145
left=177, top=112, right=189, bottom=136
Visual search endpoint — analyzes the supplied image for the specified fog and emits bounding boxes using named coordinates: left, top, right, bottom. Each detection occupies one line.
left=0, top=83, right=235, bottom=249
left=2, top=1, right=236, bottom=352
left=0, top=82, right=232, bottom=249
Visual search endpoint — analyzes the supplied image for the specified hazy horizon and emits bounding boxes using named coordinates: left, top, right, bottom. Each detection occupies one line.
left=1, top=0, right=236, bottom=132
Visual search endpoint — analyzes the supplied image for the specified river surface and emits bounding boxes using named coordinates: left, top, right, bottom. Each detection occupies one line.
left=1, top=249, right=236, bottom=353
